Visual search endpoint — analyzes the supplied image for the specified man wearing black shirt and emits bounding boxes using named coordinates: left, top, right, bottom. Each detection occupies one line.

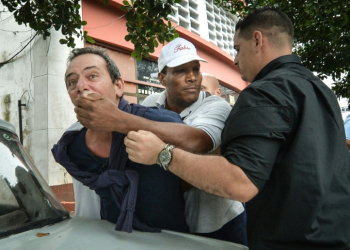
left=125, top=7, right=350, bottom=249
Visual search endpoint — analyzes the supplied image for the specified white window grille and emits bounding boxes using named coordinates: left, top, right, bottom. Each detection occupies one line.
left=168, top=0, right=238, bottom=57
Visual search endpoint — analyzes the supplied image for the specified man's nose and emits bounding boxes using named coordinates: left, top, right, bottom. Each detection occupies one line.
left=76, top=78, right=88, bottom=92
left=187, top=71, right=197, bottom=82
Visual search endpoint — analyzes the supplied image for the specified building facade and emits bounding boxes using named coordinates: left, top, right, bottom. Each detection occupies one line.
left=0, top=0, right=248, bottom=204
left=82, top=0, right=248, bottom=106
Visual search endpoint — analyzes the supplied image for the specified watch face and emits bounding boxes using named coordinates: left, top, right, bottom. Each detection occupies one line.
left=159, top=150, right=171, bottom=166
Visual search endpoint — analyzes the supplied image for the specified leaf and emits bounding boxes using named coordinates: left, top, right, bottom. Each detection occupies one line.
left=153, top=39, right=159, bottom=47
left=59, top=39, right=67, bottom=44
left=85, top=36, right=95, bottom=44
left=125, top=35, right=132, bottom=41
left=343, top=12, right=349, bottom=23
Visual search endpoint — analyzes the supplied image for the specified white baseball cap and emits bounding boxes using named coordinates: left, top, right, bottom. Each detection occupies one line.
left=157, top=37, right=207, bottom=73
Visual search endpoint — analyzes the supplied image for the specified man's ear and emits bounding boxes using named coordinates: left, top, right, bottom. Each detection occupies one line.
left=158, top=73, right=166, bottom=87
left=114, top=78, right=125, bottom=98
left=253, top=31, right=263, bottom=52
left=215, top=88, right=222, bottom=97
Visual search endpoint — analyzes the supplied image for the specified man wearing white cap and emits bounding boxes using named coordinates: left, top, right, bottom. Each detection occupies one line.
left=74, top=38, right=247, bottom=245
left=141, top=37, right=247, bottom=245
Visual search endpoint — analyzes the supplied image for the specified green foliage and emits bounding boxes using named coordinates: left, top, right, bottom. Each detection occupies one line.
left=1, top=0, right=180, bottom=61
left=0, top=0, right=90, bottom=48
left=215, top=0, right=350, bottom=101
left=121, top=0, right=180, bottom=61
left=3, top=0, right=349, bottom=100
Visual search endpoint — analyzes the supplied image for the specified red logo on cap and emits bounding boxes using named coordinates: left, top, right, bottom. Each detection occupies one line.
left=174, top=45, right=190, bottom=53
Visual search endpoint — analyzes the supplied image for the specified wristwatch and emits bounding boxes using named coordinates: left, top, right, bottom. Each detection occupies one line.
left=158, top=144, right=175, bottom=171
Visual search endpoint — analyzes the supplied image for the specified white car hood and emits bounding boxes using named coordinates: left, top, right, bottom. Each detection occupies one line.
left=1, top=217, right=248, bottom=250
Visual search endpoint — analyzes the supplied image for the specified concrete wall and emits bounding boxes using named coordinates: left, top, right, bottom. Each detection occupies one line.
left=0, top=3, right=82, bottom=186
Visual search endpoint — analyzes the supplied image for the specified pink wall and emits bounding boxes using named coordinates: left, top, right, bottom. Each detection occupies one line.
left=82, top=0, right=249, bottom=92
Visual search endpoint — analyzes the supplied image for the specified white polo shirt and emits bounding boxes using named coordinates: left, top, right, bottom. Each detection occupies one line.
left=142, top=91, right=244, bottom=233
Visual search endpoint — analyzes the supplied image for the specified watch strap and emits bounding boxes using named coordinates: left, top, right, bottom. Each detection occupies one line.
left=164, top=145, right=175, bottom=171
left=157, top=143, right=169, bottom=165
left=158, top=144, right=175, bottom=171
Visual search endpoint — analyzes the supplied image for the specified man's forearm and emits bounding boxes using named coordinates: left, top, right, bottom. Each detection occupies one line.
left=118, top=111, right=213, bottom=153
left=168, top=148, right=259, bottom=202
left=74, top=94, right=214, bottom=153
left=124, top=130, right=258, bottom=201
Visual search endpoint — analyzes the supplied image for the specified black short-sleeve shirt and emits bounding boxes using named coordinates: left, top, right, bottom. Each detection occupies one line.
left=221, top=55, right=350, bottom=249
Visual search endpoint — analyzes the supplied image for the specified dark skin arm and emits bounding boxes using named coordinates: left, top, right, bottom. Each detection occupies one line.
left=74, top=92, right=213, bottom=153
left=347, top=140, right=350, bottom=150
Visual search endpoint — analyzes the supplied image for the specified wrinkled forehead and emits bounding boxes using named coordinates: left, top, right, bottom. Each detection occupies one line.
left=66, top=54, right=105, bottom=73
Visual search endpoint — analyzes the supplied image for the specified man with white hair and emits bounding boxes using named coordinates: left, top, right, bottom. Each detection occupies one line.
left=201, top=73, right=222, bottom=97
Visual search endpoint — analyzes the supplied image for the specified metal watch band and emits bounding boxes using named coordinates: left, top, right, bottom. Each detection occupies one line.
left=157, top=143, right=169, bottom=165
left=158, top=144, right=175, bottom=171
left=163, top=145, right=175, bottom=171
